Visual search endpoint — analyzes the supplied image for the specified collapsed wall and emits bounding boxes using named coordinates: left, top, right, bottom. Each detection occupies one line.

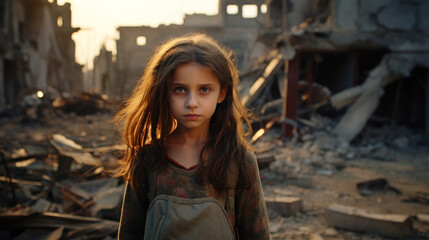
left=253, top=0, right=429, bottom=142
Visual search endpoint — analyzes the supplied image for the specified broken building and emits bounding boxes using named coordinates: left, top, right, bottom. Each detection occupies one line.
left=91, top=0, right=429, bottom=142
left=91, top=0, right=269, bottom=99
left=252, top=0, right=429, bottom=141
left=0, top=0, right=83, bottom=111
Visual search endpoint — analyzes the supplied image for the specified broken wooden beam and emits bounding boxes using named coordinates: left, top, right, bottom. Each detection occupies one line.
left=0, top=211, right=118, bottom=239
left=61, top=185, right=95, bottom=216
left=241, top=53, right=284, bottom=107
left=0, top=176, right=43, bottom=187
left=282, top=52, right=300, bottom=137
left=0, top=211, right=118, bottom=230
left=325, top=204, right=413, bottom=238
left=250, top=116, right=279, bottom=144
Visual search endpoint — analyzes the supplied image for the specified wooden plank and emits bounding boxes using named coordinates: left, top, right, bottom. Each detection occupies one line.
left=0, top=212, right=118, bottom=230
left=241, top=53, right=284, bottom=107
left=0, top=176, right=43, bottom=187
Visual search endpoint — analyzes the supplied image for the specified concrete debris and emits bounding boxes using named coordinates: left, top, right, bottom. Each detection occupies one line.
left=1, top=0, right=429, bottom=239
left=309, top=233, right=324, bottom=240
left=0, top=109, right=123, bottom=239
left=30, top=199, right=52, bottom=213
left=404, top=192, right=429, bottom=205
left=50, top=134, right=100, bottom=166
left=265, top=196, right=303, bottom=216
left=417, top=214, right=429, bottom=225
left=256, top=153, right=277, bottom=170
left=356, top=178, right=401, bottom=196
left=333, top=54, right=403, bottom=142
left=1, top=97, right=427, bottom=239
left=52, top=93, right=116, bottom=116
left=325, top=204, right=414, bottom=238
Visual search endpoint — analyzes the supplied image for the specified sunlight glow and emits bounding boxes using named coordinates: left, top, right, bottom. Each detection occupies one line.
left=56, top=0, right=219, bottom=69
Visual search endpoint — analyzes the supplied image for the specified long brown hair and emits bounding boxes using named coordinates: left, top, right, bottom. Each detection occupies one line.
left=113, top=33, right=253, bottom=191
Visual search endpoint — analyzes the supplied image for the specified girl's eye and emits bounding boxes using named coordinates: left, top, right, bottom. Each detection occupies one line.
left=174, top=87, right=185, bottom=93
left=200, top=87, right=211, bottom=93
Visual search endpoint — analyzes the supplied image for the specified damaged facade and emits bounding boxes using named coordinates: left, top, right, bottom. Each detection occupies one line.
left=1, top=1, right=429, bottom=239
left=90, top=0, right=268, bottom=99
left=91, top=0, right=429, bottom=141
left=0, top=0, right=82, bottom=112
left=250, top=0, right=429, bottom=141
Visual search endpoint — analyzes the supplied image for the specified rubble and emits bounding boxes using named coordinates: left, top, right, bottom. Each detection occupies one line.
left=356, top=178, right=401, bottom=196
left=0, top=211, right=118, bottom=238
left=265, top=196, right=303, bottom=216
left=52, top=93, right=116, bottom=116
left=1, top=0, right=428, bottom=239
left=0, top=107, right=123, bottom=239
left=254, top=106, right=429, bottom=238
left=325, top=204, right=414, bottom=238
left=1, top=91, right=428, bottom=240
left=404, top=192, right=429, bottom=205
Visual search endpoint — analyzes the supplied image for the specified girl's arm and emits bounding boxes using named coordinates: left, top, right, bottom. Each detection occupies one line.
left=235, top=152, right=271, bottom=240
left=118, top=181, right=148, bottom=240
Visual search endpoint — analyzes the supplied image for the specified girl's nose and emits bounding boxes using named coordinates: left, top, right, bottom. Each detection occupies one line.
left=185, top=93, right=198, bottom=108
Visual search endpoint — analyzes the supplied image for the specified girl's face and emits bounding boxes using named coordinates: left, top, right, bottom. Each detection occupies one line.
left=168, top=62, right=226, bottom=133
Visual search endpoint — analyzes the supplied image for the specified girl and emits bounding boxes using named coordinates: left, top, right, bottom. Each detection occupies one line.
left=114, top=33, right=270, bottom=239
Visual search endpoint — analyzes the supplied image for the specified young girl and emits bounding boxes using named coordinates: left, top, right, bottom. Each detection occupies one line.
left=114, top=33, right=270, bottom=239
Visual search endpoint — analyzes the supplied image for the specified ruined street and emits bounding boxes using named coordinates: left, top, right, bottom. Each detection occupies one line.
left=2, top=0, right=429, bottom=239
left=0, top=93, right=428, bottom=239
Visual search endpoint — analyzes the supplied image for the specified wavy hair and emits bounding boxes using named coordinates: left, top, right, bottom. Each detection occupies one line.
left=113, top=33, right=253, bottom=191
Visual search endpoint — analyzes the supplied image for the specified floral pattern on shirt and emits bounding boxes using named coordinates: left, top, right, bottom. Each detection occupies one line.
left=118, top=151, right=271, bottom=240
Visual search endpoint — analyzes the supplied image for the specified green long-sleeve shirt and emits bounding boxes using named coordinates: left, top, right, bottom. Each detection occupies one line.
left=118, top=151, right=271, bottom=239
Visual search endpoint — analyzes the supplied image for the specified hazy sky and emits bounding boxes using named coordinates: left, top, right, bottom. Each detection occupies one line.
left=57, top=0, right=219, bottom=69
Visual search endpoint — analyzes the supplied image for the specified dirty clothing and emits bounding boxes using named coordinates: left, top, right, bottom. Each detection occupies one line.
left=118, top=150, right=271, bottom=240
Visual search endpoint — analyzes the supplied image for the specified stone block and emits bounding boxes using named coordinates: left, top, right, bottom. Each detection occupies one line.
left=325, top=204, right=413, bottom=238
left=265, top=196, right=303, bottom=216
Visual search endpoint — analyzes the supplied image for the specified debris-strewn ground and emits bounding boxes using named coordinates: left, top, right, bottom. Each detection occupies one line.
left=255, top=114, right=429, bottom=239
left=0, top=103, right=428, bottom=239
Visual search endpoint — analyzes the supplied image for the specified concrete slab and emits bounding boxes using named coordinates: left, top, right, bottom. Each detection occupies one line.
left=325, top=204, right=413, bottom=238
left=265, top=196, right=303, bottom=216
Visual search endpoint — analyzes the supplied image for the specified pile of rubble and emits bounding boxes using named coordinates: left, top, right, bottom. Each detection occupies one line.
left=0, top=90, right=117, bottom=124
left=252, top=112, right=429, bottom=239
left=0, top=86, right=428, bottom=239
left=0, top=93, right=123, bottom=239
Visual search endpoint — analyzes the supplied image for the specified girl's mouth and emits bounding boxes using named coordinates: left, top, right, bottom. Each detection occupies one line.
left=185, top=114, right=200, bottom=120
